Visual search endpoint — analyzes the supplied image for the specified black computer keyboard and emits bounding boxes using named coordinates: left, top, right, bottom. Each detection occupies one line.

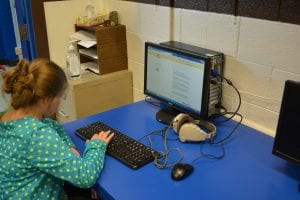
left=75, top=121, right=159, bottom=169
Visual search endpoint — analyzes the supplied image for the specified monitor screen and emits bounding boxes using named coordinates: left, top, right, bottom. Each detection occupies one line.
left=144, top=42, right=210, bottom=124
left=272, top=80, right=300, bottom=166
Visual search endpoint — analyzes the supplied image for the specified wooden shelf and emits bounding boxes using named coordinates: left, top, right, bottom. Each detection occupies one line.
left=75, top=24, right=128, bottom=75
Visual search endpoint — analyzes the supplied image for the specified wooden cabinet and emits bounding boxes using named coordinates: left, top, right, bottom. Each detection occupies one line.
left=75, top=24, right=128, bottom=75
left=57, top=70, right=133, bottom=123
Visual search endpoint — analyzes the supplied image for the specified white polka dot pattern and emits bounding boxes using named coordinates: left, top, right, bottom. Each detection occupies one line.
left=0, top=117, right=107, bottom=199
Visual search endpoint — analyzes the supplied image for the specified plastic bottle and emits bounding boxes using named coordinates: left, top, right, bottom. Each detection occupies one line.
left=66, top=42, right=81, bottom=80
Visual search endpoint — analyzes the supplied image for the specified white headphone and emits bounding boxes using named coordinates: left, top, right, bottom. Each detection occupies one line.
left=173, top=113, right=216, bottom=142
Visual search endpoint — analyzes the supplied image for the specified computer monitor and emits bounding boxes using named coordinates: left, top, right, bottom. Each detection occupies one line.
left=272, top=80, right=300, bottom=166
left=144, top=42, right=211, bottom=125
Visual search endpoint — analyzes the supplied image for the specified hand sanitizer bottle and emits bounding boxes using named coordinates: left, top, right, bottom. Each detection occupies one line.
left=66, top=42, right=81, bottom=80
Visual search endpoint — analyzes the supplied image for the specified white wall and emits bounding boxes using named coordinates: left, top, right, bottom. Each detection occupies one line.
left=44, top=0, right=103, bottom=68
left=45, top=0, right=300, bottom=136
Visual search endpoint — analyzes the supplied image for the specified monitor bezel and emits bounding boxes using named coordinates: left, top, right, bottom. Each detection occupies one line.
left=143, top=42, right=211, bottom=120
left=272, top=80, right=300, bottom=166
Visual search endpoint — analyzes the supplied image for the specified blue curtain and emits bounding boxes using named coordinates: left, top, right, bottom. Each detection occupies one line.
left=0, top=0, right=18, bottom=63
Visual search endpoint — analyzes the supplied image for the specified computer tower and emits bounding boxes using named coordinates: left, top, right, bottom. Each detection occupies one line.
left=160, top=41, right=224, bottom=118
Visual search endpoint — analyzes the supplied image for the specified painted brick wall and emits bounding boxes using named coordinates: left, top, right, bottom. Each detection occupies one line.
left=101, top=0, right=300, bottom=136
left=45, top=0, right=300, bottom=136
left=123, top=0, right=300, bottom=25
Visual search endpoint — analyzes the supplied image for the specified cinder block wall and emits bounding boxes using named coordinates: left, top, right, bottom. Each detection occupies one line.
left=101, top=0, right=300, bottom=136
left=45, top=0, right=300, bottom=136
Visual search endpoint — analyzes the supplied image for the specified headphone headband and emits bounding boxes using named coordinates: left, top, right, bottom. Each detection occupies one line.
left=194, top=119, right=216, bottom=139
left=173, top=113, right=217, bottom=142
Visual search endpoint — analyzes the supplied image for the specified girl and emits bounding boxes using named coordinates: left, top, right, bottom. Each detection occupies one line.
left=0, top=59, right=113, bottom=199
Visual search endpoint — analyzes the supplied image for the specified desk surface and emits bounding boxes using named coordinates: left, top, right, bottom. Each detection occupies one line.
left=64, top=101, right=300, bottom=200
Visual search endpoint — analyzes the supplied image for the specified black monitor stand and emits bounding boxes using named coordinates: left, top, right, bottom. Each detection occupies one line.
left=156, top=107, right=180, bottom=125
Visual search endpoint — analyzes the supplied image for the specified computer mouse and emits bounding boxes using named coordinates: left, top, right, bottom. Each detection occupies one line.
left=171, top=163, right=194, bottom=181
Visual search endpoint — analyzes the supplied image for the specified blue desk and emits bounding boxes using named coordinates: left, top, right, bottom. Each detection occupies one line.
left=64, top=101, right=300, bottom=200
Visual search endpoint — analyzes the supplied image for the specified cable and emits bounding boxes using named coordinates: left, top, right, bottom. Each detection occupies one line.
left=138, top=126, right=179, bottom=142
left=138, top=127, right=168, bottom=141
left=144, top=71, right=243, bottom=166
left=191, top=142, right=225, bottom=165
left=139, top=119, right=230, bottom=168
left=139, top=122, right=184, bottom=169
left=139, top=116, right=237, bottom=168
left=209, top=71, right=244, bottom=144
left=210, top=77, right=242, bottom=122
left=210, top=112, right=243, bottom=144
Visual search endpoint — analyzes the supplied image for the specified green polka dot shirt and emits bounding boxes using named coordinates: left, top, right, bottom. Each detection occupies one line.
left=0, top=117, right=107, bottom=199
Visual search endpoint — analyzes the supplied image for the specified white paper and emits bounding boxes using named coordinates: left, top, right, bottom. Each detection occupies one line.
left=70, top=30, right=96, bottom=41
left=78, top=40, right=96, bottom=48
left=81, top=62, right=100, bottom=74
left=70, top=30, right=96, bottom=48
left=79, top=49, right=98, bottom=59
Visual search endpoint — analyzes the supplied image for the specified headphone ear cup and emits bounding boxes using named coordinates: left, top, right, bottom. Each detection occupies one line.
left=178, top=123, right=208, bottom=142
left=173, top=113, right=194, bottom=133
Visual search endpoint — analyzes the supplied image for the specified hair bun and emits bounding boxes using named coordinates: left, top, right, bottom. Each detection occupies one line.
left=2, top=58, right=67, bottom=109
left=16, top=60, right=30, bottom=76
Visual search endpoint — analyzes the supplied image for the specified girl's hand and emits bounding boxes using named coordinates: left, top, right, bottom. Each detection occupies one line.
left=91, top=130, right=114, bottom=144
